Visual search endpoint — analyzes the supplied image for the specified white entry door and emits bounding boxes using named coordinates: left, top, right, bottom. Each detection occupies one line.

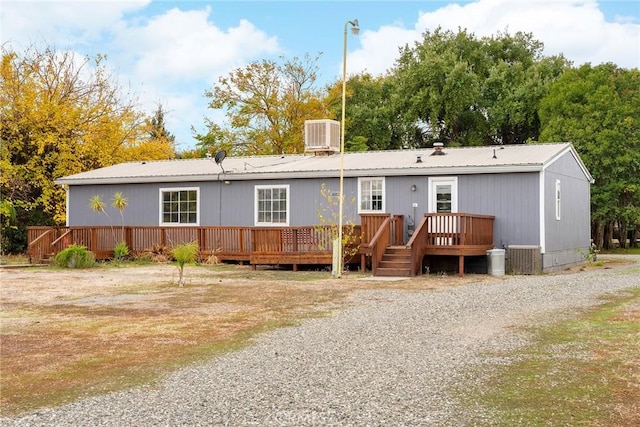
left=428, top=177, right=458, bottom=214
left=428, top=177, right=458, bottom=244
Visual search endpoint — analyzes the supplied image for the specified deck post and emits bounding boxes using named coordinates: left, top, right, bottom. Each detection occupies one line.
left=125, top=227, right=133, bottom=253
left=459, top=255, right=464, bottom=277
left=91, top=228, right=98, bottom=254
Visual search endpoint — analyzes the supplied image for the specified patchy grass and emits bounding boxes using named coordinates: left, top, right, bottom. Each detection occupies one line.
left=2, top=259, right=636, bottom=419
left=603, top=247, right=640, bottom=255
left=1, top=263, right=480, bottom=417
left=461, top=288, right=640, bottom=426
left=0, top=254, right=30, bottom=265
left=0, top=278, right=346, bottom=415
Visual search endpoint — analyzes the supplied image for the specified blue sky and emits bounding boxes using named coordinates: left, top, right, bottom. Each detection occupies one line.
left=2, top=0, right=639, bottom=151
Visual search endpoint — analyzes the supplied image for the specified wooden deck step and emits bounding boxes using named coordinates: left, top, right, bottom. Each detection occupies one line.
left=374, top=246, right=413, bottom=277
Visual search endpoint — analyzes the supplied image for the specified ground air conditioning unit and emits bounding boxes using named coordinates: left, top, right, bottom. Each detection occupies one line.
left=304, top=119, right=340, bottom=153
left=507, top=245, right=542, bottom=275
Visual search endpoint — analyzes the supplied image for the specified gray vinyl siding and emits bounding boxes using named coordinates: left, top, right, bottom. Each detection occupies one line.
left=66, top=178, right=361, bottom=227
left=458, top=173, right=540, bottom=248
left=69, top=183, right=160, bottom=226
left=542, top=152, right=591, bottom=269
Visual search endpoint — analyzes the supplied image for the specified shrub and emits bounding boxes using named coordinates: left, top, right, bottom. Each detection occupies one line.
left=113, top=241, right=129, bottom=261
left=138, top=244, right=172, bottom=263
left=55, top=245, right=95, bottom=269
left=172, top=241, right=199, bottom=286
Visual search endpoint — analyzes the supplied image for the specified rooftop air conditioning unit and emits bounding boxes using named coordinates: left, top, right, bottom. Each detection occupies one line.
left=304, top=119, right=340, bottom=153
left=507, top=245, right=542, bottom=275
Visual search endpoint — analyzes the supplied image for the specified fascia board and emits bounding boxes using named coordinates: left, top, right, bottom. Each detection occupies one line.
left=56, top=164, right=544, bottom=186
left=543, top=144, right=594, bottom=183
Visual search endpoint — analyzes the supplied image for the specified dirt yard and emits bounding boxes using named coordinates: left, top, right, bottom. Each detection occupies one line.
left=1, top=262, right=496, bottom=416
left=0, top=258, right=631, bottom=417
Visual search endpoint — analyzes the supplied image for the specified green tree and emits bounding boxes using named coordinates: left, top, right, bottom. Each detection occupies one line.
left=201, top=54, right=330, bottom=155
left=189, top=121, right=236, bottom=158
left=539, top=63, right=640, bottom=249
left=326, top=73, right=410, bottom=151
left=391, top=28, right=568, bottom=147
left=147, top=104, right=175, bottom=143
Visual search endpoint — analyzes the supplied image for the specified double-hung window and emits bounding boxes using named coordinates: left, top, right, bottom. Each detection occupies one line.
left=160, top=187, right=199, bottom=225
left=255, top=185, right=289, bottom=226
left=358, top=177, right=385, bottom=213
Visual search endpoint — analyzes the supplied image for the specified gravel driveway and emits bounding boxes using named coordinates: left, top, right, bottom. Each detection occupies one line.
left=3, top=256, right=639, bottom=426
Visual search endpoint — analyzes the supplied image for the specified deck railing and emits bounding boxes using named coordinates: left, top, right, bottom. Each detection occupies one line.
left=406, top=215, right=429, bottom=275
left=407, top=213, right=495, bottom=276
left=422, top=213, right=495, bottom=249
left=360, top=214, right=404, bottom=246
left=366, top=216, right=392, bottom=275
left=27, top=214, right=492, bottom=275
left=27, top=225, right=360, bottom=266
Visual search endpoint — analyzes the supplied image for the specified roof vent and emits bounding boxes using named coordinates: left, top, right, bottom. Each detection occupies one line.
left=416, top=154, right=423, bottom=163
left=431, top=142, right=445, bottom=156
left=304, top=119, right=340, bottom=153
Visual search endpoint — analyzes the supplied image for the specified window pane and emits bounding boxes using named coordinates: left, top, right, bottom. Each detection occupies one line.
left=436, top=184, right=452, bottom=213
left=256, top=186, right=288, bottom=224
left=360, top=178, right=383, bottom=211
left=161, top=189, right=198, bottom=224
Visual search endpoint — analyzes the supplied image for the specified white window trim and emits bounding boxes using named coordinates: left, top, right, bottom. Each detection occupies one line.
left=555, top=179, right=561, bottom=221
left=427, top=177, right=458, bottom=213
left=159, top=187, right=200, bottom=226
left=357, top=177, right=386, bottom=214
left=254, top=184, right=290, bottom=226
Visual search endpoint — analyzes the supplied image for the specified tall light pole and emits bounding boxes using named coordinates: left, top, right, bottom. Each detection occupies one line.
left=336, top=19, right=359, bottom=278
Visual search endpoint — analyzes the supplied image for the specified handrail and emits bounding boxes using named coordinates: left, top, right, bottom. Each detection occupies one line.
left=367, top=216, right=391, bottom=275
left=51, top=229, right=73, bottom=247
left=407, top=215, right=429, bottom=275
left=27, top=228, right=54, bottom=248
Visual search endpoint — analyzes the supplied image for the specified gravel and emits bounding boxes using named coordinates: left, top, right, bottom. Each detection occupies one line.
left=3, top=255, right=639, bottom=426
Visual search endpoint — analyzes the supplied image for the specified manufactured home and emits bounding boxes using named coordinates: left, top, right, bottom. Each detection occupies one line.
left=31, top=121, right=593, bottom=275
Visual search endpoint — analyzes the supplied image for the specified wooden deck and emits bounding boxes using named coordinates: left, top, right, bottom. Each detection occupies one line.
left=27, top=225, right=361, bottom=271
left=27, top=213, right=494, bottom=276
left=407, top=213, right=495, bottom=276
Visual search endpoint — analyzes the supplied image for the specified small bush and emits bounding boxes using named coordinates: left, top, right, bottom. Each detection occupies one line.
left=172, top=241, right=199, bottom=286
left=113, top=241, right=129, bottom=261
left=55, top=245, right=95, bottom=269
left=139, top=244, right=172, bottom=263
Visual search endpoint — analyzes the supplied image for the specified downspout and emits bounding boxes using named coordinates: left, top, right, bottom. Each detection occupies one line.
left=539, top=169, right=546, bottom=254
left=64, top=185, right=70, bottom=227
left=217, top=172, right=223, bottom=226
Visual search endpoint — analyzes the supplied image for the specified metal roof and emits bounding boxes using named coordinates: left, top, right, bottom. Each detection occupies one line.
left=55, top=143, right=593, bottom=185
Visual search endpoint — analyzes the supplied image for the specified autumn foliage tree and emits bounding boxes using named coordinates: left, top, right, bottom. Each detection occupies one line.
left=201, top=54, right=330, bottom=155
left=0, top=45, right=175, bottom=252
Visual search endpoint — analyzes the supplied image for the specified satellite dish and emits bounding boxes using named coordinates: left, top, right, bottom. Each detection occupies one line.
left=214, top=150, right=226, bottom=164
left=214, top=150, right=226, bottom=173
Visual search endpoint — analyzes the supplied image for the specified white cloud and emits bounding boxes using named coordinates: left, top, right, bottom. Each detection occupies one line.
left=348, top=25, right=420, bottom=76
left=106, top=5, right=282, bottom=148
left=111, top=7, right=280, bottom=83
left=1, top=0, right=150, bottom=49
left=349, top=0, right=640, bottom=76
